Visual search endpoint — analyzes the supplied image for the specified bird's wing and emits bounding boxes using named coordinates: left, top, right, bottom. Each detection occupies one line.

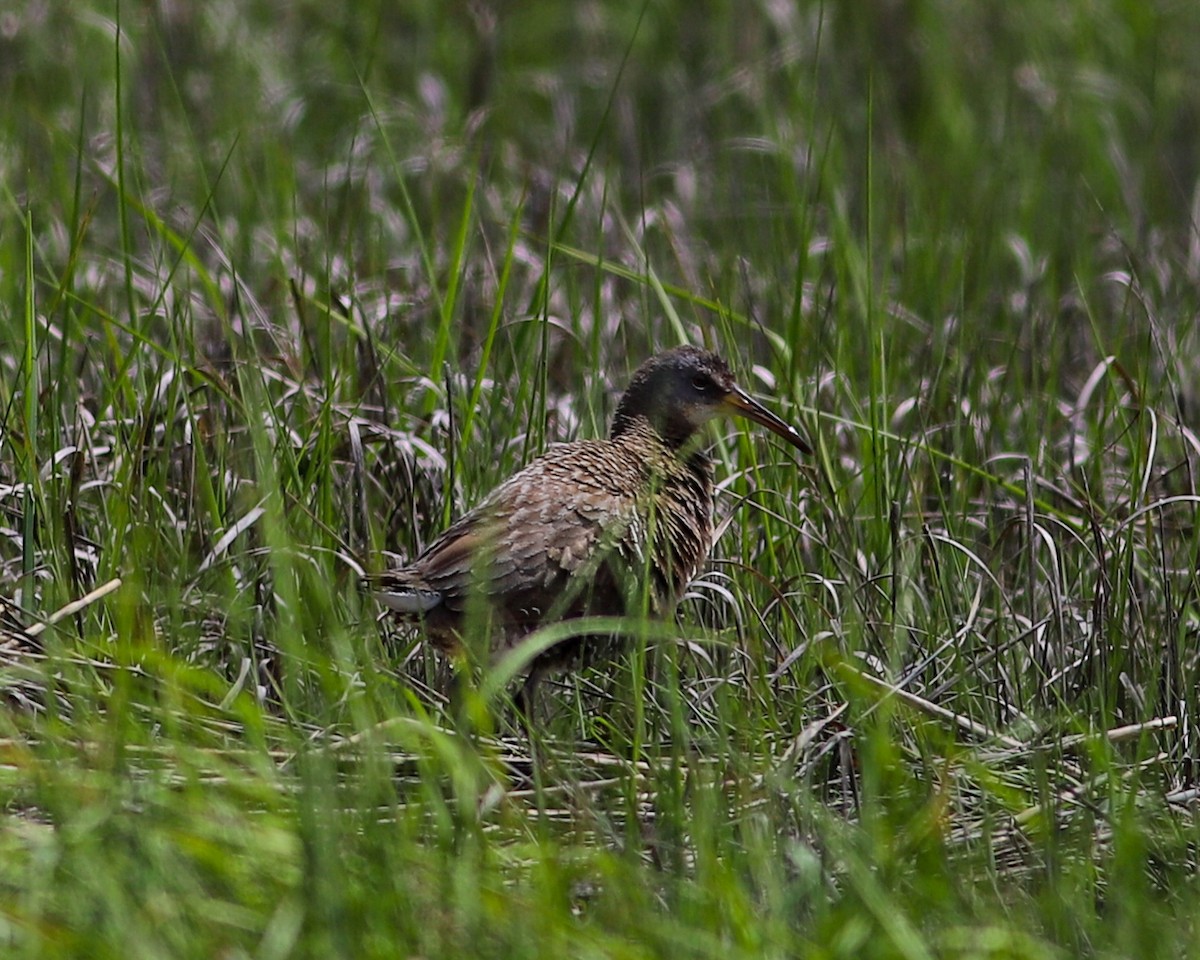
left=414, top=444, right=644, bottom=616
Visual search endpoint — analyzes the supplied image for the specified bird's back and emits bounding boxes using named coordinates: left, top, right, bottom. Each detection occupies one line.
left=376, top=421, right=714, bottom=666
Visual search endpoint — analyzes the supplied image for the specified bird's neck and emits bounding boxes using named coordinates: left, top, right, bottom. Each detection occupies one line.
left=611, top=414, right=711, bottom=476
left=610, top=408, right=697, bottom=451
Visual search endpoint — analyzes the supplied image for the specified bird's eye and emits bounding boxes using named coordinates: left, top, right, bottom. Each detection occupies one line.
left=692, top=376, right=714, bottom=395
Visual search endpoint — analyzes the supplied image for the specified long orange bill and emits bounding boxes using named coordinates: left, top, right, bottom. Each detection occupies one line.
left=723, top=386, right=812, bottom=454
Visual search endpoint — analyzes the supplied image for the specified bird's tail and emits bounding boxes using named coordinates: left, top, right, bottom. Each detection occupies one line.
left=365, top=569, right=443, bottom=615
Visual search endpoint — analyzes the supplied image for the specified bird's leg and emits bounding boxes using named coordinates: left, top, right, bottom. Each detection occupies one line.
left=515, top=667, right=541, bottom=733
left=512, top=666, right=548, bottom=791
left=443, top=650, right=483, bottom=733
left=445, top=660, right=467, bottom=729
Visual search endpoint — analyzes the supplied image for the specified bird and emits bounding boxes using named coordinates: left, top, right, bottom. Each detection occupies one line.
left=370, top=345, right=810, bottom=715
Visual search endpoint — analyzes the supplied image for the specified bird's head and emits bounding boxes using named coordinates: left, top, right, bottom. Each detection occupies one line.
left=611, top=345, right=811, bottom=453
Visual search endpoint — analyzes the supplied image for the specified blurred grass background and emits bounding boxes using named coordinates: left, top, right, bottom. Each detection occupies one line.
left=2, top=1, right=1200, bottom=957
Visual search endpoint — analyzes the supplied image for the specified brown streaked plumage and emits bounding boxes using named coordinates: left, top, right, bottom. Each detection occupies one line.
left=371, top=345, right=810, bottom=710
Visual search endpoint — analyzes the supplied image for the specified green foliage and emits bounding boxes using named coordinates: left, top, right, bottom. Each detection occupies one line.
left=2, top=0, right=1199, bottom=956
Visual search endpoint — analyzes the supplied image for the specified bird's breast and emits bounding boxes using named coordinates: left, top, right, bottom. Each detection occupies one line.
left=634, top=450, right=714, bottom=609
